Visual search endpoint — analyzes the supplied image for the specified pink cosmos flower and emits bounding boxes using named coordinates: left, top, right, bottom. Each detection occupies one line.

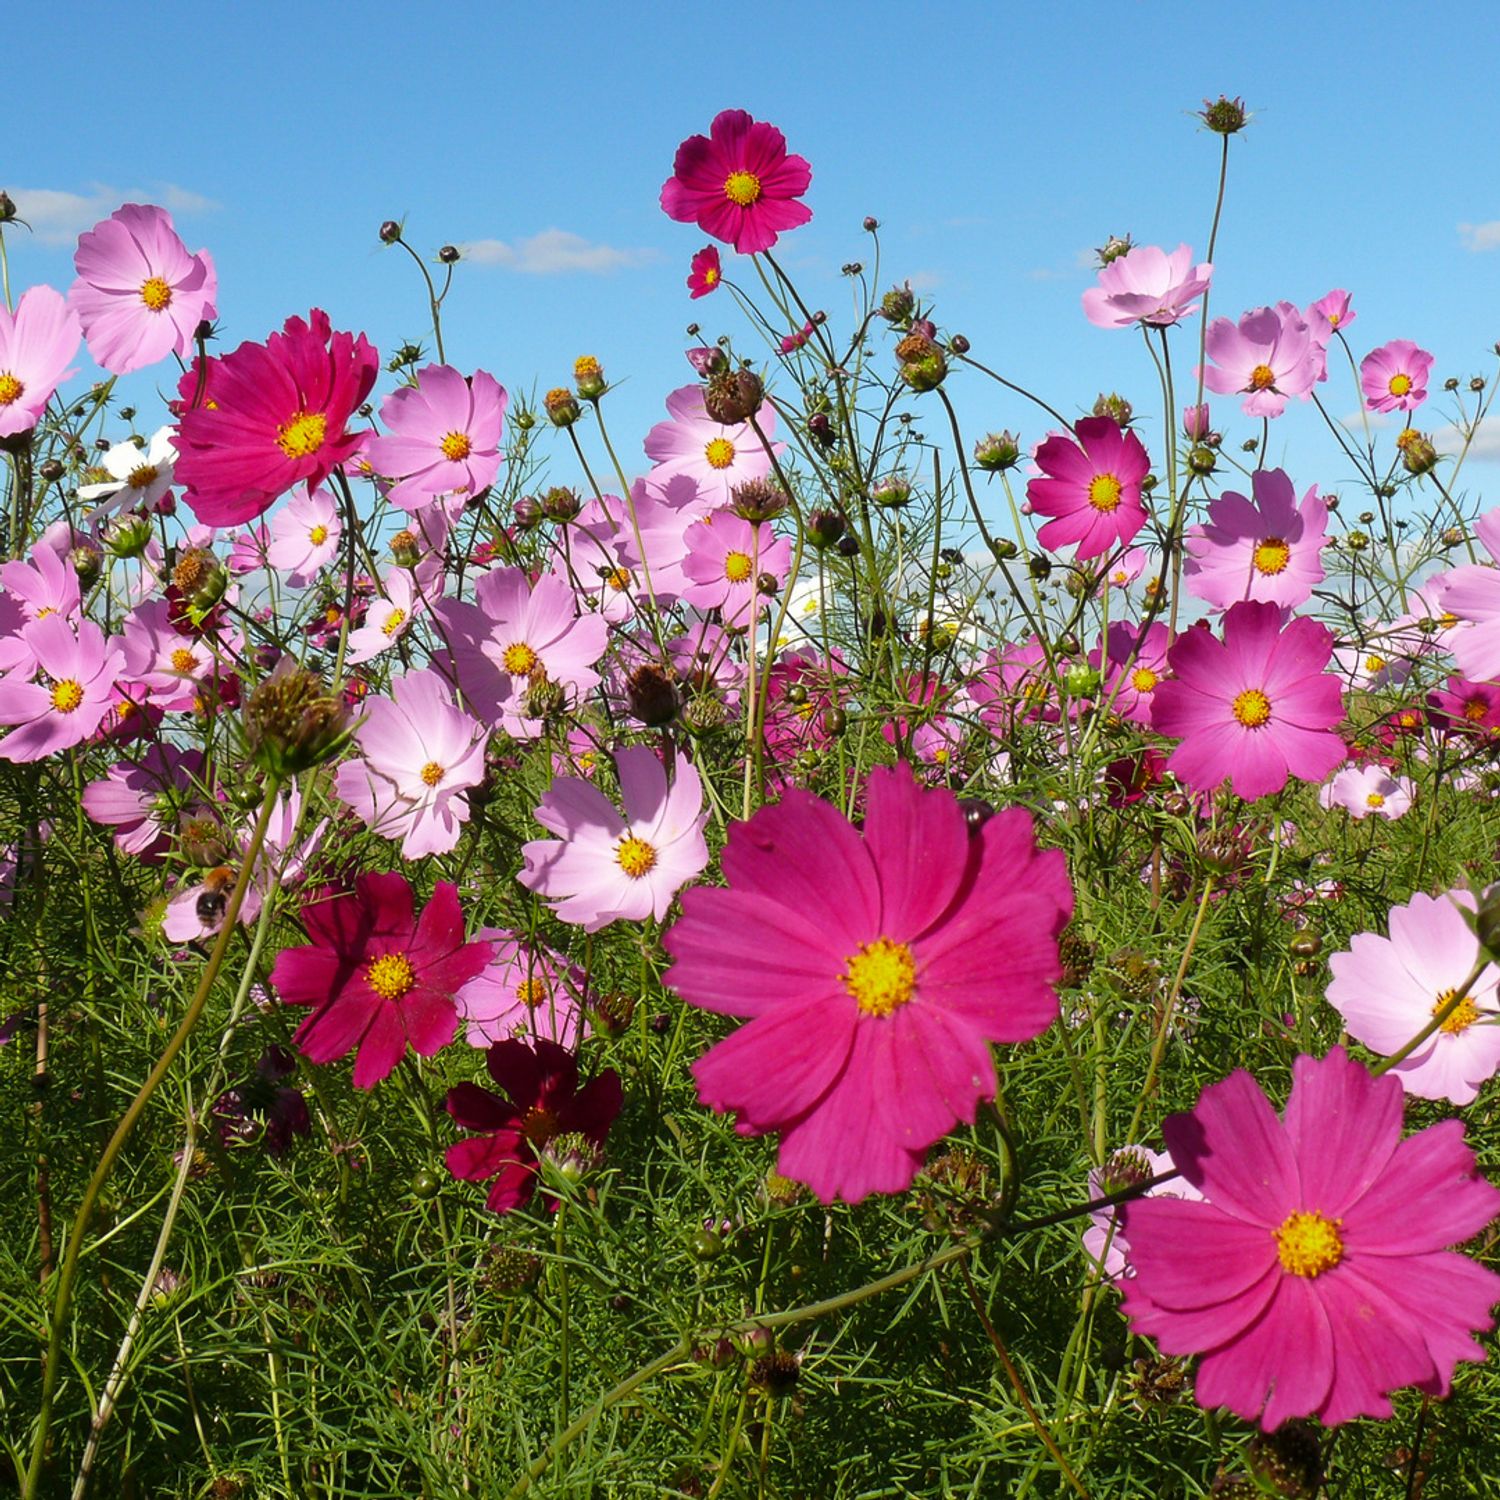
left=77, top=427, right=178, bottom=518
left=227, top=523, right=271, bottom=577
left=661, top=109, right=812, bottom=256
left=1182, top=404, right=1213, bottom=441
left=81, top=744, right=204, bottom=858
left=1327, top=892, right=1500, bottom=1105
left=1081, top=243, right=1212, bottom=330
left=0, top=285, right=81, bottom=438
left=1307, top=289, right=1355, bottom=343
left=1026, top=417, right=1150, bottom=561
left=266, top=486, right=342, bottom=585
left=174, top=309, right=378, bottom=527
left=520, top=747, right=709, bottom=932
left=643, top=385, right=784, bottom=509
left=344, top=562, right=442, bottom=666
left=681, top=515, right=791, bottom=627
left=333, top=669, right=488, bottom=859
left=1432, top=508, right=1500, bottom=681
left=1120, top=1048, right=1500, bottom=1429
left=1361, top=339, right=1433, bottom=414
left=0, top=542, right=81, bottom=676
left=69, top=204, right=217, bottom=375
left=1082, top=1146, right=1203, bottom=1281
left=1151, top=602, right=1346, bottom=800
left=0, top=616, right=124, bottom=762
left=119, top=598, right=215, bottom=711
left=664, top=763, right=1073, bottom=1204
left=669, top=622, right=746, bottom=708
left=435, top=566, right=607, bottom=737
left=1095, top=620, right=1170, bottom=726
left=364, top=364, right=506, bottom=513
left=1202, top=303, right=1322, bottom=418
left=1318, top=764, right=1414, bottom=821
left=688, top=246, right=722, bottom=298
left=1103, top=546, right=1149, bottom=591
left=270, top=874, right=493, bottom=1089
left=445, top=1039, right=622, bottom=1213
left=1184, top=467, right=1328, bottom=611
left=1428, top=675, right=1500, bottom=738
left=455, top=934, right=586, bottom=1050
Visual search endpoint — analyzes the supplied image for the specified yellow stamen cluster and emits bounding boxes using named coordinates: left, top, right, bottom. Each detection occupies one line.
left=420, top=760, right=445, bottom=787
left=616, top=834, right=657, bottom=879
left=308, top=523, right=329, bottom=546
left=382, top=607, right=407, bottom=637
left=1129, top=667, right=1159, bottom=693
left=1232, top=688, right=1272, bottom=728
left=1253, top=537, right=1291, bottom=575
left=842, top=937, right=917, bottom=1018
left=0, top=371, right=24, bottom=406
left=276, top=411, right=328, bottom=460
left=366, top=952, right=416, bottom=1000
left=704, top=437, right=736, bottom=470
left=1434, top=986, right=1480, bottom=1035
left=723, top=550, right=754, bottom=583
left=1274, top=1210, right=1343, bottom=1278
left=503, top=642, right=539, bottom=674
left=50, top=679, right=85, bottom=713
left=516, top=977, right=549, bottom=1007
left=1388, top=372, right=1413, bottom=397
left=440, top=431, right=472, bottom=461
left=1248, top=364, right=1277, bottom=391
left=1087, top=473, right=1123, bottom=512
left=140, top=276, right=173, bottom=311
left=127, top=463, right=159, bottom=490
left=723, top=170, right=762, bottom=206
left=170, top=647, right=196, bottom=672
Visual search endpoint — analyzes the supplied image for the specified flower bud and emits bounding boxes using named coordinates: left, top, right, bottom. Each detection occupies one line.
left=39, top=457, right=65, bottom=483
left=541, top=486, right=582, bottom=523
left=521, top=669, right=567, bottom=722
left=543, top=387, right=581, bottom=427
left=1182, top=403, right=1212, bottom=440
left=573, top=355, right=606, bottom=400
left=70, top=543, right=103, bottom=587
left=0, top=191, right=17, bottom=224
left=389, top=529, right=421, bottom=567
left=807, top=509, right=846, bottom=549
left=1092, top=392, right=1133, bottom=427
left=870, top=474, right=912, bottom=509
left=950, top=333, right=970, bottom=355
left=1188, top=444, right=1217, bottom=475
left=1199, top=95, right=1250, bottom=134
left=378, top=220, right=402, bottom=244
left=835, top=533, right=861, bottom=559
left=990, top=536, right=1020, bottom=561
left=863, top=215, right=879, bottom=232
left=731, top=477, right=788, bottom=523
left=894, top=332, right=947, bottom=392
left=879, top=282, right=915, bottom=323
left=539, top=1131, right=603, bottom=1189
left=173, top=546, right=227, bottom=613
left=749, top=1351, right=801, bottom=1397
left=681, top=693, right=727, bottom=736
left=243, top=659, right=352, bottom=777
left=1028, top=553, right=1052, bottom=580
left=438, top=244, right=461, bottom=264
left=686, top=345, right=727, bottom=378
left=1400, top=433, right=1439, bottom=476
left=974, top=431, right=1021, bottom=471
left=1346, top=529, right=1369, bottom=552
left=807, top=411, right=835, bottom=448
left=513, top=495, right=544, bottom=530
left=1063, top=663, right=1099, bottom=697
left=703, top=367, right=764, bottom=424
left=1096, top=233, right=1134, bottom=266
left=626, top=664, right=680, bottom=727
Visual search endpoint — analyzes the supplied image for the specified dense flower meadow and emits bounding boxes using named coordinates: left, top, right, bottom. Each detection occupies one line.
left=3, top=97, right=1500, bottom=1497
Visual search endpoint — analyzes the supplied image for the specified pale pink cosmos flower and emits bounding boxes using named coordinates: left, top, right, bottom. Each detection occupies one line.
left=455, top=933, right=587, bottom=1050
left=1082, top=243, right=1212, bottom=330
left=1327, top=891, right=1500, bottom=1105
left=0, top=542, right=82, bottom=676
left=333, top=669, right=488, bottom=858
left=1201, top=303, right=1322, bottom=417
left=1103, top=546, right=1149, bottom=591
left=119, top=598, right=215, bottom=711
left=364, top=364, right=507, bottom=513
left=1082, top=1146, right=1203, bottom=1281
left=1184, top=467, right=1328, bottom=611
left=81, top=744, right=204, bottom=858
left=344, top=561, right=443, bottom=666
left=226, top=523, right=271, bottom=577
left=643, top=385, right=784, bottom=508
left=266, top=486, right=342, bottom=586
left=69, top=204, right=217, bottom=374
left=1306, top=289, right=1355, bottom=342
left=682, top=515, right=791, bottom=627
left=435, top=565, right=607, bottom=737
left=0, top=615, right=124, bottom=762
left=1318, top=764, right=1414, bottom=821
left=0, top=285, right=82, bottom=437
left=1432, top=508, right=1500, bottom=681
left=1360, top=340, right=1433, bottom=414
left=520, top=747, right=709, bottom=932
left=77, top=427, right=178, bottom=519
left=615, top=472, right=719, bottom=604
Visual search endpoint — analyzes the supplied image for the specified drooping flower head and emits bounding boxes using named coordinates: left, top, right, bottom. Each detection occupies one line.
left=1081, top=243, right=1212, bottom=330
left=661, top=109, right=812, bottom=256
left=688, top=245, right=722, bottom=298
left=174, top=309, right=378, bottom=526
left=664, top=763, right=1073, bottom=1204
left=1202, top=303, right=1322, bottom=417
left=1026, top=416, right=1151, bottom=561
left=1151, top=601, right=1346, bottom=800
left=1360, top=339, right=1433, bottom=414
left=0, top=285, right=81, bottom=438
left=69, top=203, right=218, bottom=374
left=1120, top=1049, right=1500, bottom=1429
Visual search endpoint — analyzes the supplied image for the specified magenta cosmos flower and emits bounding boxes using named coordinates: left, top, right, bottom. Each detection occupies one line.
left=664, top=763, right=1073, bottom=1204
left=1327, top=891, right=1500, bottom=1105
left=445, top=1039, right=623, bottom=1214
left=175, top=309, right=378, bottom=527
left=1434, top=508, right=1500, bottom=681
left=1095, top=619, right=1170, bottom=727
left=1184, top=467, right=1328, bottom=611
left=643, top=384, right=784, bottom=509
left=1081, top=243, right=1212, bottom=330
left=270, top=874, right=493, bottom=1089
left=1151, top=602, right=1346, bottom=801
left=0, top=616, right=124, bottom=763
left=1202, top=303, right=1321, bottom=417
left=0, top=285, right=81, bottom=438
left=69, top=204, right=217, bottom=375
left=1361, top=339, right=1433, bottom=414
left=1027, top=416, right=1150, bottom=561
left=520, top=747, right=709, bottom=932
left=1120, top=1048, right=1500, bottom=1430
left=661, top=109, right=812, bottom=256
left=688, top=246, right=722, bottom=298
left=364, top=364, right=506, bottom=513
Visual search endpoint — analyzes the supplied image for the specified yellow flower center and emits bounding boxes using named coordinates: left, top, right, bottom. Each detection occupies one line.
left=308, top=523, right=329, bottom=546
left=723, top=170, right=762, bottom=206
left=704, top=267, right=720, bottom=286
left=1465, top=698, right=1489, bottom=722
left=1087, top=473, right=1122, bottom=512
left=420, top=760, right=445, bottom=787
left=516, top=977, right=549, bottom=1007
left=1129, top=667, right=1159, bottom=693
left=1388, top=373, right=1413, bottom=397
left=140, top=276, right=173, bottom=311
left=1364, top=654, right=1386, bottom=673
left=0, top=371, right=24, bottom=406
left=276, top=411, right=328, bottom=461
left=502, top=642, right=539, bottom=674
left=605, top=568, right=631, bottom=592
left=1232, top=688, right=1272, bottom=728
left=1328, top=312, right=1341, bottom=327
left=1253, top=537, right=1291, bottom=575
left=440, top=430, right=472, bottom=462
left=50, top=679, right=85, bottom=713
left=127, top=463, right=159, bottom=490
left=723, top=550, right=754, bottom=583
left=1434, top=986, right=1480, bottom=1034
left=366, top=952, right=417, bottom=1001
left=521, top=1104, right=559, bottom=1147
left=170, top=647, right=196, bottom=672
left=1274, top=1210, right=1343, bottom=1278
left=1365, top=792, right=1386, bottom=809
left=616, top=834, right=657, bottom=879
left=382, top=607, right=407, bottom=637
left=842, top=937, right=918, bottom=1018
left=1248, top=364, right=1277, bottom=391
left=704, top=437, right=736, bottom=470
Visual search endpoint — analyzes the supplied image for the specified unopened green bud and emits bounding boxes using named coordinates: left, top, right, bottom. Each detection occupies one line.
left=243, top=659, right=353, bottom=777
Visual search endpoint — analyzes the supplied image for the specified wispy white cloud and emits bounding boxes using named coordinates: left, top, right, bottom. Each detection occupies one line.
left=1458, top=220, right=1500, bottom=252
left=1339, top=408, right=1393, bottom=432
left=458, top=229, right=658, bottom=275
left=1435, top=416, right=1500, bottom=460
left=905, top=269, right=941, bottom=292
left=7, top=184, right=220, bottom=245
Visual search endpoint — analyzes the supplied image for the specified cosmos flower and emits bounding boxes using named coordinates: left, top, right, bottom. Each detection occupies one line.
left=69, top=203, right=217, bottom=374
left=1432, top=508, right=1500, bottom=682
left=80, top=744, right=204, bottom=858
left=664, top=762, right=1073, bottom=1204
left=520, top=746, right=709, bottom=932
left=1318, top=764, right=1414, bottom=821
left=118, top=598, right=216, bottom=711
left=1306, top=288, right=1355, bottom=344
left=1095, top=620, right=1170, bottom=727
left=1026, top=417, right=1151, bottom=561
left=266, top=486, right=342, bottom=586
left=688, top=245, right=722, bottom=298
left=455, top=935, right=587, bottom=1050
left=1327, top=891, right=1500, bottom=1104
left=0, top=285, right=82, bottom=438
left=1082, top=1146, right=1203, bottom=1281
left=1120, top=1049, right=1500, bottom=1429
left=1201, top=303, right=1322, bottom=417
left=643, top=384, right=784, bottom=509
left=681, top=514, right=791, bottom=627
left=1081, top=243, right=1212, bottom=330
left=77, top=427, right=178, bottom=518
left=661, top=108, right=812, bottom=256
left=0, top=615, right=124, bottom=762
left=1361, top=339, right=1433, bottom=414
left=344, top=562, right=443, bottom=666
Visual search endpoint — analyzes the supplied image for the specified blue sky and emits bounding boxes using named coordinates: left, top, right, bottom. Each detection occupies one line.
left=8, top=0, right=1500, bottom=522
